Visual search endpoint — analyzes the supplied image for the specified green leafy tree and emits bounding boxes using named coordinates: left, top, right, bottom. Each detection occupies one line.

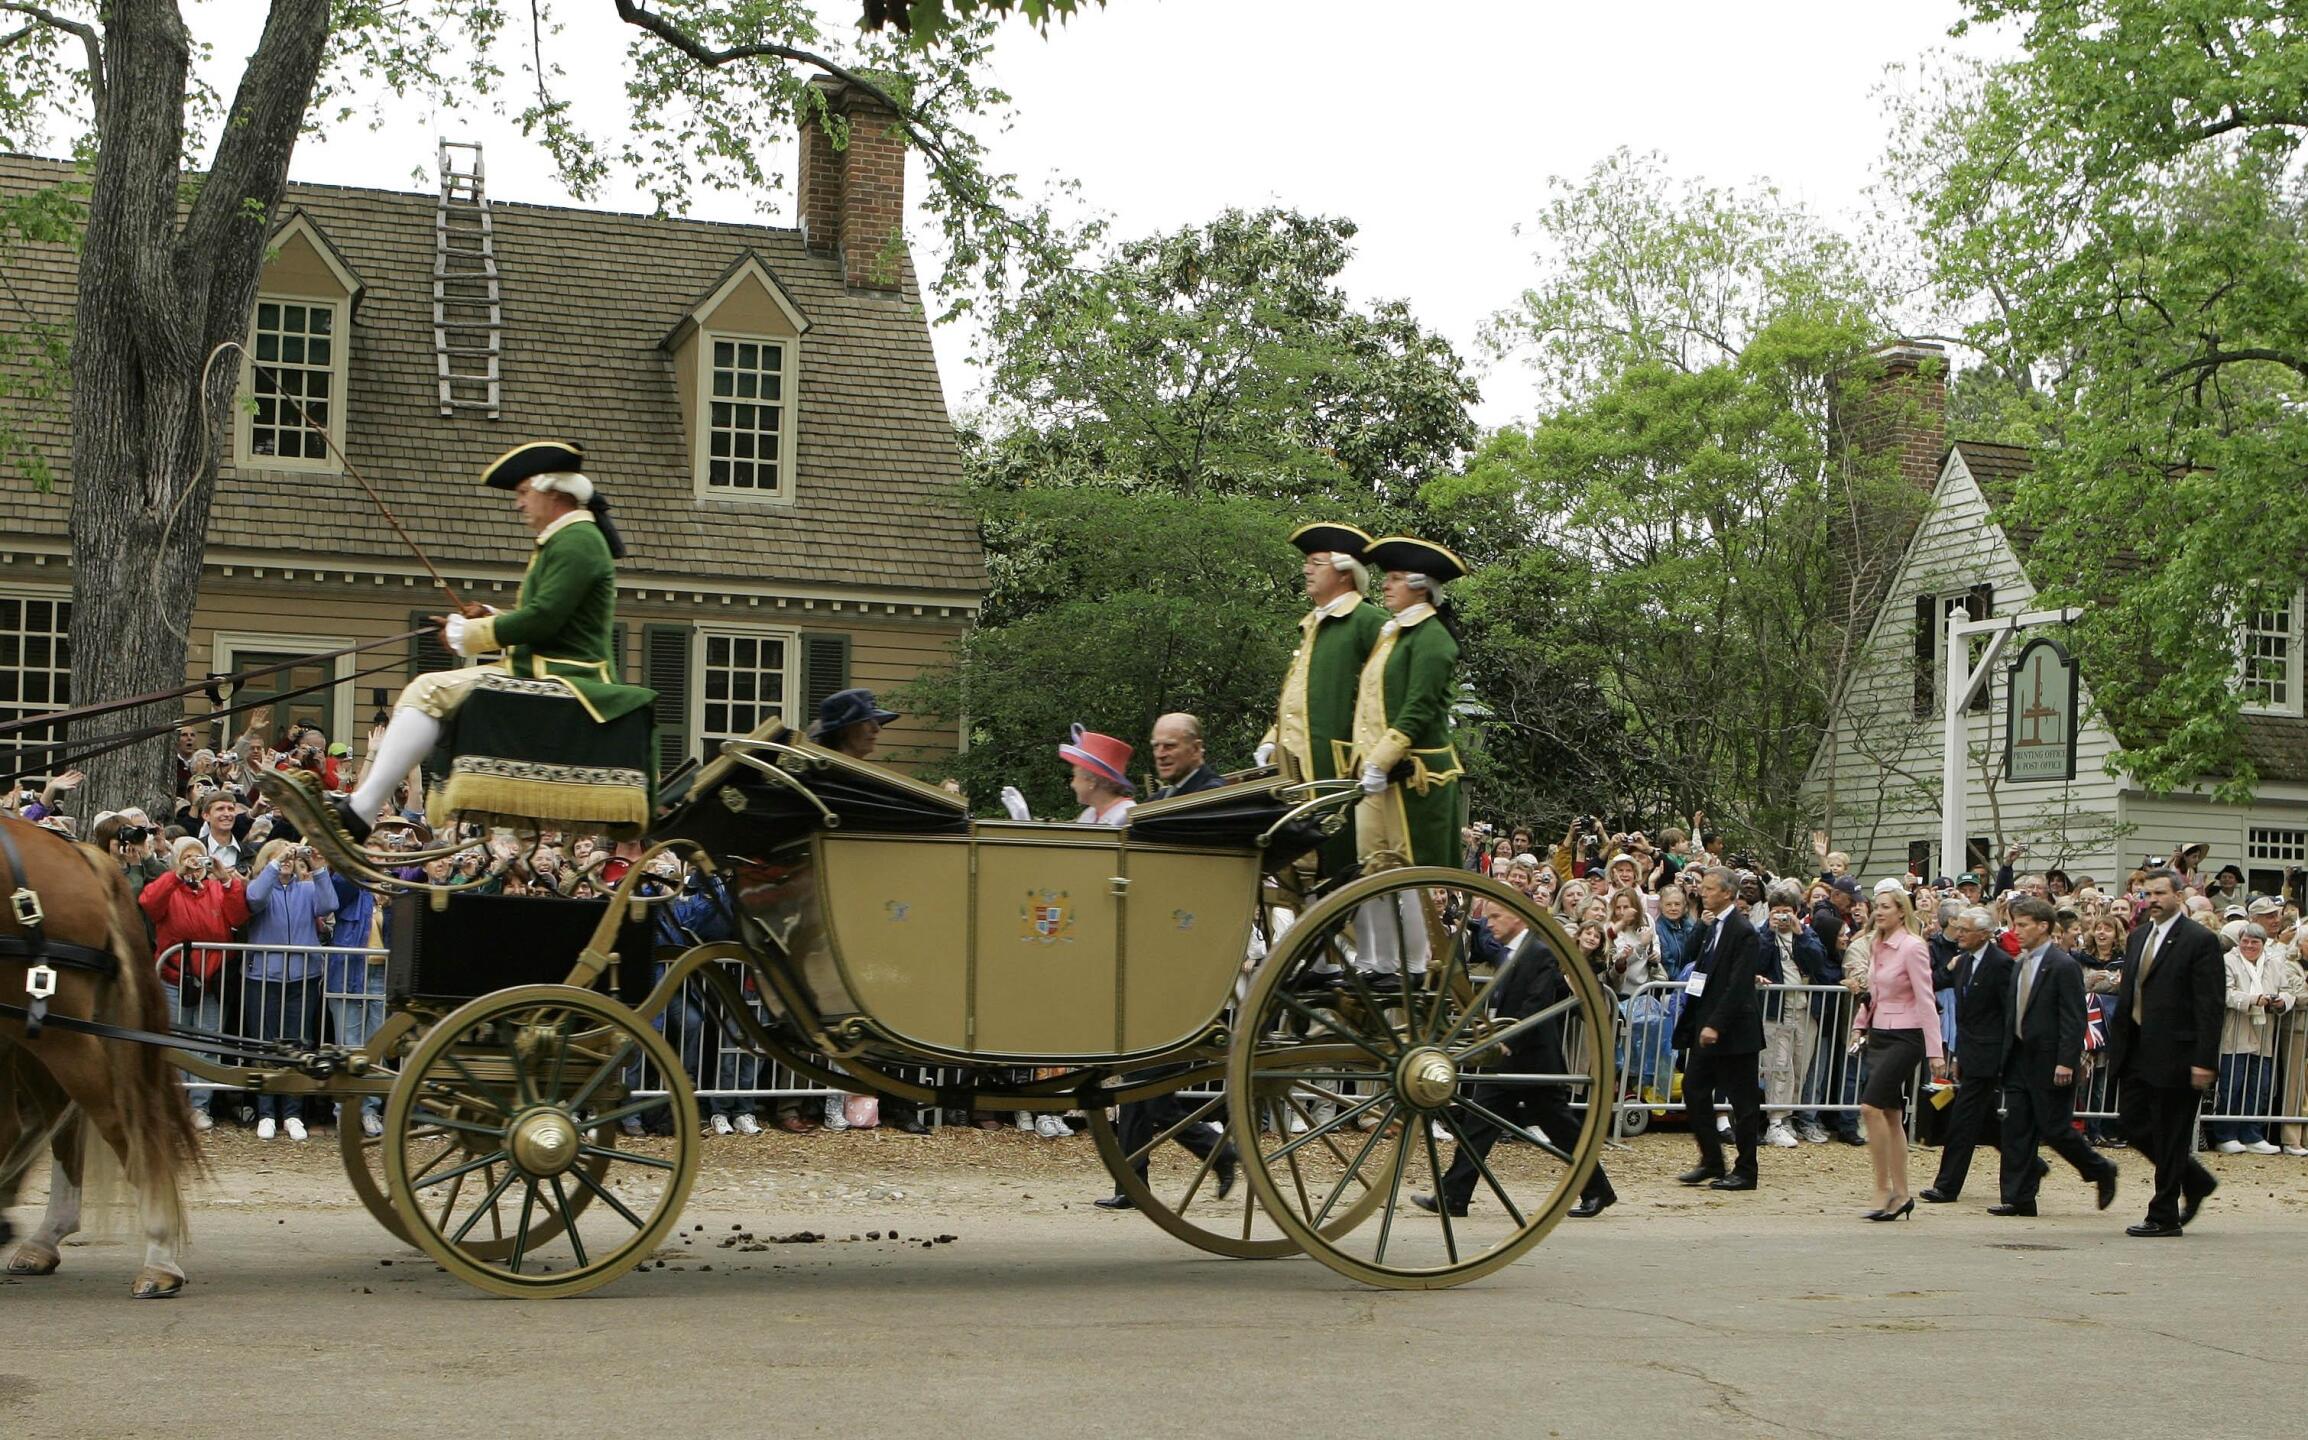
left=0, top=0, right=1073, bottom=817
left=1887, top=2, right=2308, bottom=798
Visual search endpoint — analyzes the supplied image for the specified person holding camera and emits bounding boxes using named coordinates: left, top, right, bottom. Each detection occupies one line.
left=141, top=837, right=252, bottom=1130
left=241, top=839, right=339, bottom=1139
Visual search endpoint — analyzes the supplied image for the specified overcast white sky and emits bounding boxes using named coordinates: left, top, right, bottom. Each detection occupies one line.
left=205, top=0, right=2010, bottom=431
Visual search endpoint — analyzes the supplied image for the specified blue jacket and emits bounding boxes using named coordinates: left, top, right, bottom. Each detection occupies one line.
left=652, top=873, right=735, bottom=949
left=1654, top=912, right=1700, bottom=978
left=328, top=873, right=384, bottom=995
left=243, top=862, right=340, bottom=982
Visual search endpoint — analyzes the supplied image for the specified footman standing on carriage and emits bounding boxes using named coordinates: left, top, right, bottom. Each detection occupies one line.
left=1259, top=522, right=1387, bottom=885
left=1347, top=537, right=1468, bottom=983
left=331, top=441, right=655, bottom=845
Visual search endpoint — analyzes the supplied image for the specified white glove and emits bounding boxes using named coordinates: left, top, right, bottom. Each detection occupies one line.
left=1253, top=741, right=1276, bottom=767
left=1360, top=762, right=1387, bottom=795
left=445, top=612, right=472, bottom=657
left=998, top=785, right=1031, bottom=822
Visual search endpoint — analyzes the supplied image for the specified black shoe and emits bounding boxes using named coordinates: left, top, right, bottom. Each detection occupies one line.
left=2126, top=1220, right=2184, bottom=1238
left=2095, top=1166, right=2119, bottom=1212
left=1675, top=1165, right=1725, bottom=1186
left=1359, top=973, right=1405, bottom=996
left=1568, top=1193, right=1616, bottom=1219
left=1868, top=1197, right=1915, bottom=1221
left=2101, top=1136, right=2129, bottom=1149
left=1289, top=969, right=1345, bottom=994
left=1093, top=1193, right=1135, bottom=1211
left=2180, top=1174, right=2218, bottom=1226
left=1708, top=1174, right=1756, bottom=1192
left=1834, top=1130, right=1867, bottom=1146
left=1919, top=1186, right=1959, bottom=1204
left=330, top=795, right=372, bottom=845
left=1987, top=1201, right=2038, bottom=1217
left=1411, top=1192, right=1468, bottom=1217
left=895, top=1118, right=932, bottom=1135
left=1213, top=1145, right=1238, bottom=1201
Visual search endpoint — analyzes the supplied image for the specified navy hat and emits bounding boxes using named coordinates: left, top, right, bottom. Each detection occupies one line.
left=809, top=688, right=898, bottom=740
left=1829, top=875, right=1863, bottom=898
left=1364, top=535, right=1470, bottom=584
left=1289, top=522, right=1374, bottom=559
left=481, top=440, right=584, bottom=490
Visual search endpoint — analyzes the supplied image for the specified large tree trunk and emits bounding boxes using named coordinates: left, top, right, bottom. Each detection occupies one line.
left=65, top=0, right=332, bottom=821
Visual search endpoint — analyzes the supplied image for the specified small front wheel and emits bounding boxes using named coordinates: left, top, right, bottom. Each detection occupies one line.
left=382, top=985, right=698, bottom=1297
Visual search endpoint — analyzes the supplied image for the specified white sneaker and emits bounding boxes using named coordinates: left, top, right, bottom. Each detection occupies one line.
left=283, top=1117, right=308, bottom=1142
left=709, top=1112, right=734, bottom=1136
left=1765, top=1123, right=1799, bottom=1149
left=1287, top=1109, right=1308, bottom=1135
left=2245, top=1140, right=2282, bottom=1155
left=191, top=1108, right=214, bottom=1132
left=2215, top=1139, right=2246, bottom=1153
left=1031, top=1113, right=1058, bottom=1139
left=1014, top=1111, right=1035, bottom=1133
left=1717, top=1119, right=1733, bottom=1138
left=361, top=1111, right=383, bottom=1138
left=256, top=1117, right=277, bottom=1140
left=2284, top=1146, right=2308, bottom=1156
left=1309, top=1101, right=1338, bottom=1130
left=732, top=1113, right=762, bottom=1135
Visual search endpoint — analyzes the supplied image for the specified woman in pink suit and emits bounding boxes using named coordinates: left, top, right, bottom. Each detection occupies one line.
left=1851, top=880, right=1948, bottom=1220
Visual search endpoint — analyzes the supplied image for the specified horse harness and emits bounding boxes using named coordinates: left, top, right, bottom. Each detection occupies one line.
left=0, top=821, right=119, bottom=1040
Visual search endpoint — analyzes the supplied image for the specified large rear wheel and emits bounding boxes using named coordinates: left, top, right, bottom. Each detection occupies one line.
left=1227, top=868, right=1615, bottom=1289
left=382, top=985, right=698, bottom=1297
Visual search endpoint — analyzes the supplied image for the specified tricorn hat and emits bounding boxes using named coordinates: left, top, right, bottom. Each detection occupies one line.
left=1057, top=723, right=1133, bottom=791
left=1364, top=536, right=1470, bottom=584
left=1289, top=522, right=1374, bottom=559
left=809, top=688, right=899, bottom=740
left=482, top=440, right=584, bottom=490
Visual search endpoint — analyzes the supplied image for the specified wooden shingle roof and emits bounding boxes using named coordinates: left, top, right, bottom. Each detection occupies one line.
left=0, top=152, right=985, bottom=600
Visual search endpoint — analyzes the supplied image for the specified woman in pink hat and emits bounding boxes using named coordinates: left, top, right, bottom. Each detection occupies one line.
left=998, top=724, right=1138, bottom=827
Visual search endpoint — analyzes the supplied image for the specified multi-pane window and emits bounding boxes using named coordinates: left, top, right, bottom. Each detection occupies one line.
left=2247, top=828, right=2308, bottom=866
left=696, top=629, right=795, bottom=747
left=703, top=337, right=787, bottom=495
left=244, top=299, right=339, bottom=463
left=0, top=591, right=71, bottom=778
left=2241, top=590, right=2300, bottom=713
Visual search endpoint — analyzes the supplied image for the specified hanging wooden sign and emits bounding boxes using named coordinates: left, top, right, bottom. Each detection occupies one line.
left=2005, top=637, right=2078, bottom=783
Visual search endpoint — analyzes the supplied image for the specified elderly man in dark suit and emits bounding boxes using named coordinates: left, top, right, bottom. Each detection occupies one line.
left=1674, top=866, right=1767, bottom=1190
left=1921, top=905, right=2014, bottom=1204
left=1990, top=896, right=2120, bottom=1216
left=2106, top=868, right=2224, bottom=1236
left=1412, top=897, right=1617, bottom=1220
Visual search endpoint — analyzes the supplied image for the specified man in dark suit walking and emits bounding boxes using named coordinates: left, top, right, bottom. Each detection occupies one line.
left=2106, top=869, right=2224, bottom=1236
left=1413, top=898, right=1616, bottom=1219
left=1674, top=867, right=1766, bottom=1190
left=1921, top=906, right=2013, bottom=1204
left=1990, top=897, right=2119, bottom=1215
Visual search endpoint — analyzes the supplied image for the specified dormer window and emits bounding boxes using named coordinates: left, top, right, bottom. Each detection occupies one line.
left=664, top=251, right=810, bottom=505
left=2241, top=586, right=2304, bottom=715
left=235, top=210, right=364, bottom=473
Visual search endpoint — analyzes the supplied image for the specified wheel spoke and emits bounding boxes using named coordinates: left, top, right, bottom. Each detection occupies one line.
left=1265, top=1087, right=1389, bottom=1163
left=569, top=1158, right=649, bottom=1230
left=409, top=1135, right=463, bottom=1183
left=449, top=1165, right=523, bottom=1244
left=1441, top=946, right=1524, bottom=1050
left=412, top=1107, right=511, bottom=1140
left=1455, top=1093, right=1578, bottom=1166
left=581, top=1142, right=676, bottom=1171
left=1423, top=923, right=1467, bottom=1046
left=508, top=1181, right=540, bottom=1274
left=1371, top=1124, right=1414, bottom=1267
left=587, top=1093, right=675, bottom=1130
left=1125, top=1091, right=1227, bottom=1171
left=1454, top=994, right=1581, bottom=1067
left=1269, top=988, right=1396, bottom=1063
left=1438, top=1105, right=1528, bottom=1228
left=550, top=1175, right=589, bottom=1268
left=567, top=1038, right=639, bottom=1115
left=1422, top=1119, right=1459, bottom=1264
left=1309, top=1100, right=1396, bottom=1229
left=544, top=1011, right=575, bottom=1101
left=411, top=1147, right=512, bottom=1192
left=443, top=1051, right=512, bottom=1116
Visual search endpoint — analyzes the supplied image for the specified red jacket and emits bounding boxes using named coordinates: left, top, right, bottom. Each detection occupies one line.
left=140, top=870, right=250, bottom=987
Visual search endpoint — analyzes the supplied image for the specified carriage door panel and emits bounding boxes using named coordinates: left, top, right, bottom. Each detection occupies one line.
left=970, top=831, right=1122, bottom=1055
left=1118, top=849, right=1261, bottom=1052
left=819, top=836, right=970, bottom=1050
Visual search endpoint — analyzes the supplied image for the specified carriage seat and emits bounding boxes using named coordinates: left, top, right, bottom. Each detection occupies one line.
left=1126, top=775, right=1340, bottom=864
left=431, top=671, right=654, bottom=838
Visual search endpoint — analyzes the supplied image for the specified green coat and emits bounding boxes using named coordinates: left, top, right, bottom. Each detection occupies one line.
left=1351, top=605, right=1464, bottom=870
left=469, top=513, right=654, bottom=723
left=1271, top=594, right=1387, bottom=875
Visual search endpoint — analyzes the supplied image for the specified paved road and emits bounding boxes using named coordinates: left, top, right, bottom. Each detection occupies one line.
left=1, top=1198, right=2291, bottom=1439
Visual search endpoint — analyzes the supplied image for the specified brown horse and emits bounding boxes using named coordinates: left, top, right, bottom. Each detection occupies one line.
left=0, top=816, right=201, bottom=1297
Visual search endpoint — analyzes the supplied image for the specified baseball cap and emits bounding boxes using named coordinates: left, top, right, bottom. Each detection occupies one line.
left=1829, top=876, right=1862, bottom=898
left=1958, top=871, right=1984, bottom=888
left=2222, top=903, right=2248, bottom=920
left=327, top=741, right=350, bottom=757
left=2247, top=894, right=2283, bottom=915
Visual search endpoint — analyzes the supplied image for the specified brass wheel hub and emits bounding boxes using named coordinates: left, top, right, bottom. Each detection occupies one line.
left=1395, top=1046, right=1460, bottom=1111
left=509, top=1108, right=582, bottom=1178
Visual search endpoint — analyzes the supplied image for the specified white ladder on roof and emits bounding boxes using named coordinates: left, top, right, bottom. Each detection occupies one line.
left=434, top=139, right=502, bottom=418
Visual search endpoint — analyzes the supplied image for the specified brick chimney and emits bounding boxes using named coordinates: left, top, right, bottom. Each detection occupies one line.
left=796, top=77, right=908, bottom=291
left=1827, top=339, right=1950, bottom=634
left=1845, top=341, right=1948, bottom=496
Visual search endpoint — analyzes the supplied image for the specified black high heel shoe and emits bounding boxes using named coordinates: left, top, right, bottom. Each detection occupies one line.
left=1867, top=1196, right=1916, bottom=1222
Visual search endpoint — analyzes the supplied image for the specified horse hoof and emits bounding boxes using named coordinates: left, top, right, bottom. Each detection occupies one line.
left=130, top=1268, right=185, bottom=1299
left=3, top=1243, right=60, bottom=1276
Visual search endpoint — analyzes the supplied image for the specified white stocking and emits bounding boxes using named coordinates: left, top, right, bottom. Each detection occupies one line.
left=348, top=707, right=442, bottom=823
left=1352, top=892, right=1430, bottom=976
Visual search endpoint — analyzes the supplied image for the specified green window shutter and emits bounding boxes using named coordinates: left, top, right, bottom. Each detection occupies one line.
left=609, top=621, right=628, bottom=683
left=643, top=623, right=691, bottom=774
left=408, top=609, right=455, bottom=677
left=802, top=632, right=851, bottom=717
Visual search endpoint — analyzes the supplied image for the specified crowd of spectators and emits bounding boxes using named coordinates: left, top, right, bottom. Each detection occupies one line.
left=1460, top=815, right=2308, bottom=1158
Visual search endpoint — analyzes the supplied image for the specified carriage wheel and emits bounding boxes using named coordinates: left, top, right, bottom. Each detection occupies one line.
left=1084, top=1050, right=1386, bottom=1259
left=383, top=985, right=698, bottom=1298
left=1227, top=868, right=1615, bottom=1289
left=341, top=1088, right=609, bottom=1258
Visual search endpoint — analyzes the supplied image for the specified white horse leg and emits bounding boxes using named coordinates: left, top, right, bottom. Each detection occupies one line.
left=130, top=1180, right=187, bottom=1298
left=4, top=1134, right=80, bottom=1275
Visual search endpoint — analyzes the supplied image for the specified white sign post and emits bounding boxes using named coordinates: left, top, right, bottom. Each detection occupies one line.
left=1941, top=606, right=2082, bottom=877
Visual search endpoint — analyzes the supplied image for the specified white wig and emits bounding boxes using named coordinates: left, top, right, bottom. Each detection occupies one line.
left=1328, top=552, right=1372, bottom=592
left=529, top=471, right=595, bottom=506
left=1404, top=571, right=1447, bottom=603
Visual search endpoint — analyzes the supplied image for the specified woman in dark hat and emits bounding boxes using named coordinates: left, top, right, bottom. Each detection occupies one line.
left=809, top=688, right=899, bottom=760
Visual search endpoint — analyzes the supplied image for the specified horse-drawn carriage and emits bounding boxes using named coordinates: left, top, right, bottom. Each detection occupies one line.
left=3, top=727, right=1615, bottom=1297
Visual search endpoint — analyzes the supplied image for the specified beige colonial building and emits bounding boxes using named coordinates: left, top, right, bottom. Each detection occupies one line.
left=0, top=84, right=982, bottom=784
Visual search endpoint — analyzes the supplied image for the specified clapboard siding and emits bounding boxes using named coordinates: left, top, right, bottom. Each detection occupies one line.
left=1803, top=451, right=2126, bottom=880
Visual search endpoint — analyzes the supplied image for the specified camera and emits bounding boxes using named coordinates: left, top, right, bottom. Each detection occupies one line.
left=117, top=824, right=150, bottom=845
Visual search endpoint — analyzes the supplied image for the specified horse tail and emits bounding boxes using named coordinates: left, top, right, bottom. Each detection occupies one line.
left=70, top=844, right=203, bottom=1225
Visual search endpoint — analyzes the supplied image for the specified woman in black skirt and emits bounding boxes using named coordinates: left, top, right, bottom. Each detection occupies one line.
left=1850, top=882, right=1947, bottom=1220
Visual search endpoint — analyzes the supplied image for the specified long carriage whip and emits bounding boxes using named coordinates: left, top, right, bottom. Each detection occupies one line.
left=199, top=340, right=471, bottom=616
